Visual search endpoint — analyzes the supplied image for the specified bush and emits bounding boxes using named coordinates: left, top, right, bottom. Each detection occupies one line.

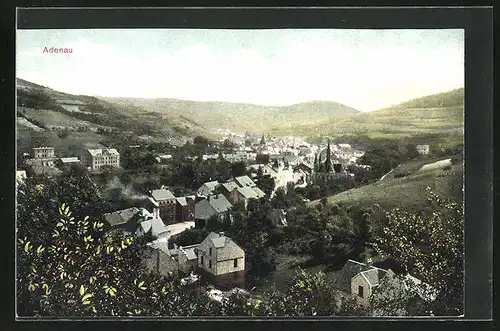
left=394, top=171, right=411, bottom=178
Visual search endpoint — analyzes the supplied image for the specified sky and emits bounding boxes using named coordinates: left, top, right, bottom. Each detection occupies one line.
left=16, top=29, right=464, bottom=111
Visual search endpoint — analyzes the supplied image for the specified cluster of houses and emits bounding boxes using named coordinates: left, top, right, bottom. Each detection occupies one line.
left=20, top=146, right=121, bottom=177
left=103, top=203, right=246, bottom=289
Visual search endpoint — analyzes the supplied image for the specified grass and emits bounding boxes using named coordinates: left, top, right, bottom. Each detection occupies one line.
left=321, top=162, right=463, bottom=211
left=381, top=157, right=451, bottom=181
left=254, top=254, right=315, bottom=293
left=19, top=107, right=96, bottom=128
left=17, top=124, right=106, bottom=157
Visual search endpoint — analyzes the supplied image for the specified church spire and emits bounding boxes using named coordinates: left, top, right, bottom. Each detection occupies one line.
left=318, top=153, right=323, bottom=173
left=325, top=139, right=332, bottom=172
left=260, top=133, right=266, bottom=145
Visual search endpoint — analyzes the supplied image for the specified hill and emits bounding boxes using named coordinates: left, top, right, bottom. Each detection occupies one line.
left=282, top=88, right=464, bottom=148
left=16, top=78, right=210, bottom=155
left=379, top=88, right=464, bottom=110
left=314, top=159, right=463, bottom=212
left=106, top=97, right=361, bottom=134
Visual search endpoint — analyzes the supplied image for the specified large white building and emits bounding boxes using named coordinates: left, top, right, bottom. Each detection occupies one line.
left=81, top=148, right=120, bottom=170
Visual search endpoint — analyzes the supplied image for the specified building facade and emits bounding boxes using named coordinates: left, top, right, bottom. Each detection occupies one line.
left=148, top=188, right=177, bottom=225
left=196, top=232, right=245, bottom=289
left=33, top=147, right=55, bottom=159
left=81, top=148, right=120, bottom=170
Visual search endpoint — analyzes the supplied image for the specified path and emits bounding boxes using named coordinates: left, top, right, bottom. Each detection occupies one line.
left=379, top=165, right=400, bottom=182
left=166, top=221, right=195, bottom=236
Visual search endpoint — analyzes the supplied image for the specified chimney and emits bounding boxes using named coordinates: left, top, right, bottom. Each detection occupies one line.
left=174, top=243, right=177, bottom=250
left=219, top=232, right=224, bottom=237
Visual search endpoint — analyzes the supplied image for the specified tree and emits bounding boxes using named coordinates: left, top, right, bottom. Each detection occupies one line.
left=256, top=174, right=275, bottom=196
left=255, top=154, right=270, bottom=164
left=17, top=174, right=108, bottom=244
left=230, top=161, right=247, bottom=177
left=372, top=188, right=464, bottom=316
left=193, top=136, right=210, bottom=145
left=17, top=204, right=215, bottom=317
left=222, top=139, right=234, bottom=149
left=249, top=269, right=366, bottom=316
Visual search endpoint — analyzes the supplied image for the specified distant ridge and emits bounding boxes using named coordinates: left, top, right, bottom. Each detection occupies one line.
left=378, top=88, right=464, bottom=111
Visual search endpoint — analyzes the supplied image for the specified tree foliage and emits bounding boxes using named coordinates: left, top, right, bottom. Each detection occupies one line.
left=372, top=188, right=464, bottom=315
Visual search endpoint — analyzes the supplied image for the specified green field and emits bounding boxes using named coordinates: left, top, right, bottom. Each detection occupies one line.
left=317, top=162, right=463, bottom=211
left=19, top=107, right=97, bottom=128
left=272, top=88, right=464, bottom=146
left=17, top=124, right=106, bottom=157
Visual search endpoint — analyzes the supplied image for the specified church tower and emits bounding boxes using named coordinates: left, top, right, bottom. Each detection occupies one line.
left=260, top=134, right=266, bottom=145
left=324, top=139, right=333, bottom=173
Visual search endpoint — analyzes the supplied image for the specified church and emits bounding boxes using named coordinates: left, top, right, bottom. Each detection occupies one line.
left=311, top=140, right=345, bottom=183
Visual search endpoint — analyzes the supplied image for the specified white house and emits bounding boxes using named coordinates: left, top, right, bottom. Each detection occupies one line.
left=416, top=144, right=430, bottom=155
left=197, top=181, right=220, bottom=196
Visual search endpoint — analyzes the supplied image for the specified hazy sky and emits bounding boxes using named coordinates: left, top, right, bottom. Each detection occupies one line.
left=17, top=29, right=464, bottom=111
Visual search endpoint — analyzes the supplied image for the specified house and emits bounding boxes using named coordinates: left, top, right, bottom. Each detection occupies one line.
left=32, top=147, right=55, bottom=159
left=339, top=259, right=438, bottom=312
left=143, top=245, right=179, bottom=278
left=194, top=194, right=232, bottom=227
left=234, top=175, right=256, bottom=188
left=135, top=208, right=169, bottom=240
left=175, top=195, right=196, bottom=223
left=220, top=181, right=241, bottom=204
left=233, top=186, right=266, bottom=208
left=58, top=157, right=80, bottom=167
left=177, top=244, right=199, bottom=274
left=416, top=144, right=430, bottom=155
left=158, top=154, right=173, bottom=161
left=295, top=162, right=314, bottom=175
left=197, top=232, right=245, bottom=289
left=103, top=207, right=141, bottom=230
left=26, top=147, right=57, bottom=167
left=80, top=148, right=120, bottom=171
left=148, top=188, right=177, bottom=224
left=197, top=181, right=220, bottom=196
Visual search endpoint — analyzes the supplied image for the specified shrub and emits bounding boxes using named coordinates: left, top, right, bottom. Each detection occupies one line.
left=394, top=171, right=411, bottom=178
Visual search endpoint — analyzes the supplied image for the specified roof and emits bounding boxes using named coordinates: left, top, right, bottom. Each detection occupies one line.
left=103, top=207, right=140, bottom=227
left=87, top=148, right=119, bottom=156
left=201, top=181, right=220, bottom=191
left=33, top=146, right=54, bottom=150
left=251, top=186, right=266, bottom=198
left=140, top=217, right=168, bottom=237
left=222, top=181, right=240, bottom=192
left=237, top=186, right=264, bottom=199
left=151, top=188, right=175, bottom=201
left=176, top=197, right=187, bottom=206
left=147, top=237, right=170, bottom=255
left=338, top=259, right=371, bottom=292
left=180, top=245, right=199, bottom=260
left=359, top=268, right=387, bottom=287
left=208, top=194, right=232, bottom=213
left=60, top=157, right=80, bottom=163
left=235, top=175, right=256, bottom=187
left=205, top=232, right=244, bottom=257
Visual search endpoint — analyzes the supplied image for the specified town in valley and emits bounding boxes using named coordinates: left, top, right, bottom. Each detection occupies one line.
left=16, top=28, right=465, bottom=317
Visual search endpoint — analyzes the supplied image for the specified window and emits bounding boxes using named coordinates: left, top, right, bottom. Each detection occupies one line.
left=358, top=285, right=364, bottom=298
left=209, top=260, right=212, bottom=269
left=209, top=248, right=212, bottom=256
left=234, top=258, right=238, bottom=268
left=201, top=256, right=204, bottom=266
